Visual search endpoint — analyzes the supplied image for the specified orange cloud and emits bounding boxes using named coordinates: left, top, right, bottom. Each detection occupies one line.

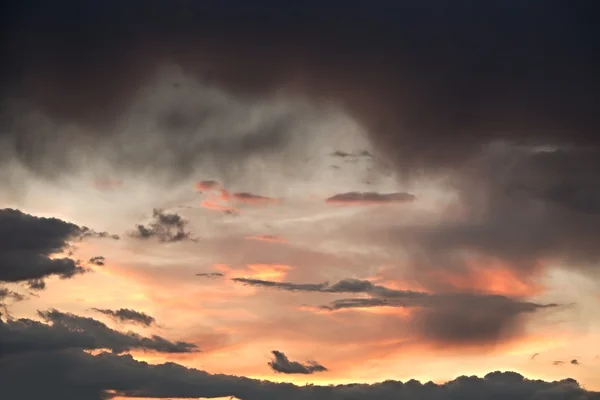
left=429, top=257, right=544, bottom=298
left=196, top=180, right=279, bottom=212
left=244, top=234, right=288, bottom=243
left=217, top=263, right=293, bottom=282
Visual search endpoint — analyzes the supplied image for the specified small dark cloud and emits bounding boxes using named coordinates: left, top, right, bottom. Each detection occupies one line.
left=268, top=350, right=328, bottom=375
left=531, top=352, right=539, bottom=360
left=0, top=309, right=198, bottom=357
left=91, top=308, right=156, bottom=327
left=553, top=361, right=565, bottom=366
left=88, top=256, right=106, bottom=266
left=196, top=272, right=224, bottom=279
left=0, top=208, right=93, bottom=285
left=325, top=191, right=416, bottom=205
left=132, top=209, right=195, bottom=242
left=571, top=359, right=580, bottom=366
left=0, top=287, right=25, bottom=303
left=27, top=279, right=46, bottom=291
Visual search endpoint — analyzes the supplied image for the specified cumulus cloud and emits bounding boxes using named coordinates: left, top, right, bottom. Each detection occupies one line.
left=1, top=350, right=598, bottom=400
left=233, top=278, right=557, bottom=345
left=268, top=350, right=328, bottom=374
left=0, top=309, right=197, bottom=357
left=0, top=208, right=97, bottom=285
left=91, top=308, right=156, bottom=327
left=325, top=192, right=416, bottom=205
left=132, top=209, right=194, bottom=242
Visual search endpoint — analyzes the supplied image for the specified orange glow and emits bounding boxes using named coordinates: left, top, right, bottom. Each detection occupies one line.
left=429, top=258, right=544, bottom=297
left=218, top=263, right=293, bottom=282
left=200, top=198, right=239, bottom=213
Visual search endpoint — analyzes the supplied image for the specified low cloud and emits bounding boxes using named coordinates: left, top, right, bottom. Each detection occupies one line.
left=325, top=192, right=416, bottom=205
left=268, top=350, right=328, bottom=374
left=92, top=308, right=156, bottom=327
left=0, top=309, right=198, bottom=356
left=1, top=350, right=597, bottom=400
left=132, top=209, right=194, bottom=242
left=26, top=279, right=46, bottom=291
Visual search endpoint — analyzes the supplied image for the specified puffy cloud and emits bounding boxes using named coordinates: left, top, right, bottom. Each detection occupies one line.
left=325, top=192, right=416, bottom=206
left=0, top=309, right=198, bottom=356
left=0, top=208, right=94, bottom=284
left=91, top=308, right=156, bottom=327
left=268, top=350, right=328, bottom=374
left=1, top=349, right=598, bottom=400
left=132, top=209, right=194, bottom=242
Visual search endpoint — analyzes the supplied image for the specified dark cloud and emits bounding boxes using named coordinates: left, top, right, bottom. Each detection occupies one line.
left=1, top=349, right=598, bottom=400
left=92, top=308, right=156, bottom=327
left=268, top=350, right=327, bottom=374
left=233, top=277, right=557, bottom=345
left=196, top=272, right=224, bottom=279
left=89, top=256, right=106, bottom=266
left=571, top=359, right=580, bottom=366
left=0, top=288, right=25, bottom=303
left=132, top=209, right=194, bottom=242
left=0, top=208, right=92, bottom=284
left=325, top=192, right=416, bottom=205
left=0, top=309, right=197, bottom=357
left=26, top=278, right=45, bottom=290
left=1, top=2, right=598, bottom=174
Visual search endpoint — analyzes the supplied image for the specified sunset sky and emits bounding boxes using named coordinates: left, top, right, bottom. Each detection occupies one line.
left=1, top=1, right=600, bottom=399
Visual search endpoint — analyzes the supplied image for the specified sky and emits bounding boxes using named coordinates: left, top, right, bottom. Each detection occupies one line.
left=1, top=1, right=600, bottom=399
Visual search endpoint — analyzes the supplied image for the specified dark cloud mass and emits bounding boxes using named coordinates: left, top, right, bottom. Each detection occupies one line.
left=1, top=349, right=598, bottom=400
left=233, top=278, right=557, bottom=345
left=0, top=208, right=91, bottom=284
left=132, top=208, right=194, bottom=242
left=92, top=308, right=156, bottom=327
left=0, top=309, right=197, bottom=356
left=268, top=350, right=328, bottom=374
left=89, top=256, right=106, bottom=266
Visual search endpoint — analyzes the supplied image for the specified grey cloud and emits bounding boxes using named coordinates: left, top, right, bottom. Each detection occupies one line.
left=89, top=256, right=106, bottom=266
left=268, top=350, right=328, bottom=374
left=571, top=359, right=580, bottom=366
left=26, top=279, right=46, bottom=290
left=132, top=209, right=194, bottom=242
left=326, top=192, right=416, bottom=205
left=0, top=208, right=91, bottom=284
left=0, top=309, right=197, bottom=357
left=92, top=308, right=156, bottom=327
left=233, top=277, right=557, bottom=345
left=0, top=288, right=25, bottom=303
left=1, top=349, right=598, bottom=400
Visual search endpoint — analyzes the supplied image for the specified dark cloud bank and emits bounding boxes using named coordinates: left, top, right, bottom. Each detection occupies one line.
left=92, top=307, right=157, bottom=327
